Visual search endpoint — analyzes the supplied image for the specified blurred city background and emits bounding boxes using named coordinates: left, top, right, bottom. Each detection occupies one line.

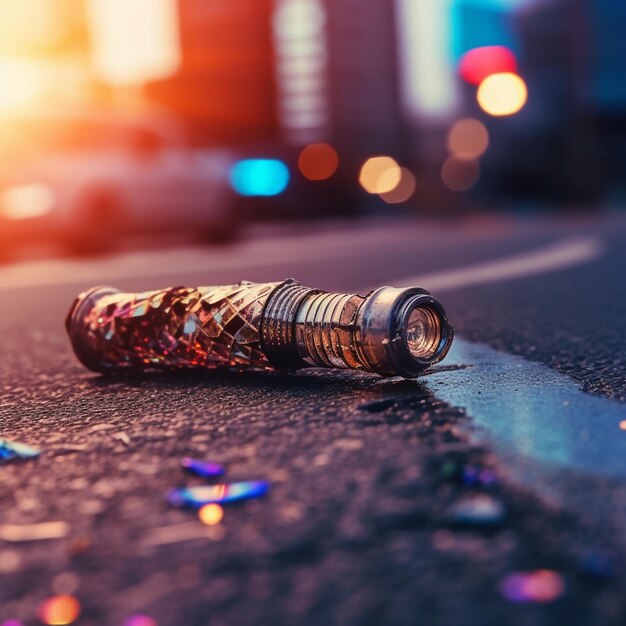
left=0, top=0, right=625, bottom=257
left=4, top=3, right=626, bottom=624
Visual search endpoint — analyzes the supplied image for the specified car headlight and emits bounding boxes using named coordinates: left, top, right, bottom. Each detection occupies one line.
left=0, top=183, right=56, bottom=220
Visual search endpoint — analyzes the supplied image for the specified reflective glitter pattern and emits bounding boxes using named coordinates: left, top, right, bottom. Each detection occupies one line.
left=79, top=282, right=279, bottom=372
left=168, top=481, right=270, bottom=508
left=68, top=280, right=454, bottom=377
left=0, top=439, right=40, bottom=463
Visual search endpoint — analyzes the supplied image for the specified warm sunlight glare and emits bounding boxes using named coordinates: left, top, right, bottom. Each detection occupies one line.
left=87, top=0, right=181, bottom=86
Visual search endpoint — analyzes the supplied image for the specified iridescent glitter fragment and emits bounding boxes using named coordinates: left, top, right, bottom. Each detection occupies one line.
left=168, top=481, right=269, bottom=508
left=0, top=439, right=40, bottom=463
left=180, top=457, right=225, bottom=478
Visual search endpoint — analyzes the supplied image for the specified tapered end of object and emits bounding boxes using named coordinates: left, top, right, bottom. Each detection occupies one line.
left=65, top=286, right=120, bottom=373
left=356, top=287, right=454, bottom=377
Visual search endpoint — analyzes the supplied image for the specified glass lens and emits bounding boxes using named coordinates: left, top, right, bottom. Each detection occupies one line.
left=405, top=306, right=441, bottom=360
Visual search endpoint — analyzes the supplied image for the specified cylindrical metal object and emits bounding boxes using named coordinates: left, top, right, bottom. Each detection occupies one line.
left=66, top=279, right=453, bottom=378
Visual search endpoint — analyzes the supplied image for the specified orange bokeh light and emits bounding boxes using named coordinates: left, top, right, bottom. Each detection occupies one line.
left=477, top=73, right=528, bottom=117
left=447, top=118, right=489, bottom=158
left=379, top=167, right=416, bottom=204
left=441, top=156, right=480, bottom=192
left=359, top=156, right=402, bottom=194
left=38, top=595, right=81, bottom=625
left=198, top=503, right=224, bottom=526
left=298, top=143, right=339, bottom=180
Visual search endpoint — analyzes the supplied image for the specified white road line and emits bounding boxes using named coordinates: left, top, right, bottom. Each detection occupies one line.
left=0, top=220, right=483, bottom=291
left=390, top=236, right=604, bottom=293
left=0, top=229, right=604, bottom=292
left=0, top=240, right=403, bottom=291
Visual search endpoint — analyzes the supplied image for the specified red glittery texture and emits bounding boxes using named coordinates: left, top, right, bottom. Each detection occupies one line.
left=80, top=282, right=280, bottom=371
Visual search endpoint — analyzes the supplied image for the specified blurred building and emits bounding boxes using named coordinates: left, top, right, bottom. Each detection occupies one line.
left=145, top=0, right=406, bottom=161
left=323, top=0, right=404, bottom=158
left=479, top=0, right=626, bottom=201
left=146, top=0, right=278, bottom=144
left=453, top=0, right=518, bottom=59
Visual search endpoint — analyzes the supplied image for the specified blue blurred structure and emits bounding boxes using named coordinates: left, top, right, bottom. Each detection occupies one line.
left=452, top=0, right=520, bottom=61
left=588, top=1, right=626, bottom=112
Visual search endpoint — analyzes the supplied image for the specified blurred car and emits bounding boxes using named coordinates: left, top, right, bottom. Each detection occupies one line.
left=0, top=110, right=239, bottom=253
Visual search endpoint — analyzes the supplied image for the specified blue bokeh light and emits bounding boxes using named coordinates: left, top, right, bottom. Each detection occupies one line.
left=229, top=159, right=290, bottom=196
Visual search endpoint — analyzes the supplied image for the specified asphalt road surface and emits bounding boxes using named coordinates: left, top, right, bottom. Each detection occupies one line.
left=1, top=211, right=626, bottom=626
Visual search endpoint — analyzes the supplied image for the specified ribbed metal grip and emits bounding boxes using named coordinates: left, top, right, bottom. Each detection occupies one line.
left=295, top=291, right=364, bottom=368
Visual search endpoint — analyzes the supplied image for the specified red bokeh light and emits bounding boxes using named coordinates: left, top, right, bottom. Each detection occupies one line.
left=458, top=46, right=518, bottom=86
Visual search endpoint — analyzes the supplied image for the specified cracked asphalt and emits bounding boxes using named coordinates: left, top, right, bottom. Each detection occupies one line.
left=1, top=212, right=626, bottom=625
